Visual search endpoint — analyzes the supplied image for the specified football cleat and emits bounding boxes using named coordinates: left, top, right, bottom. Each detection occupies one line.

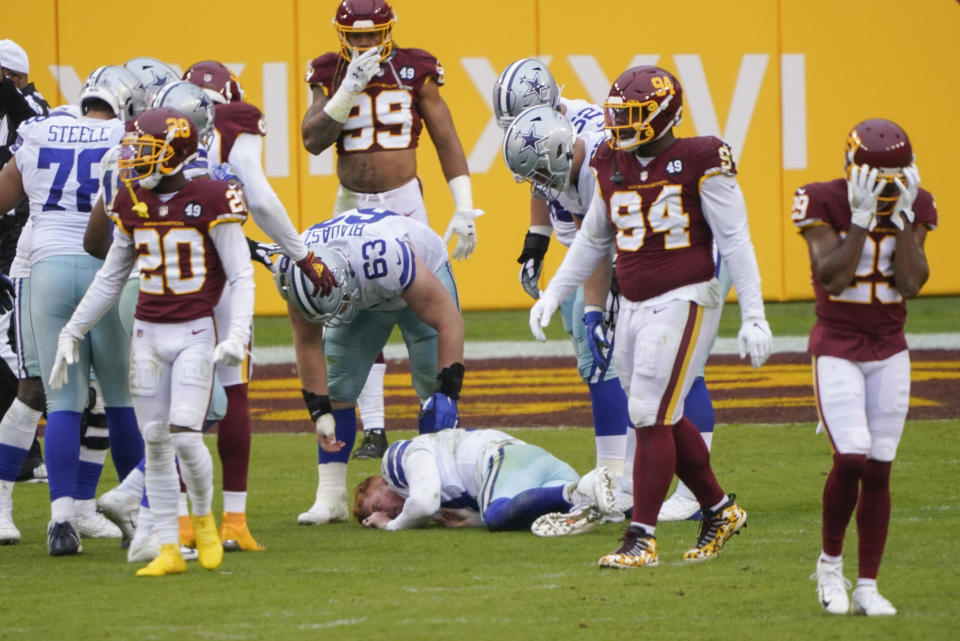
left=0, top=489, right=20, bottom=544
left=531, top=506, right=605, bottom=537
left=47, top=520, right=83, bottom=556
left=297, top=498, right=349, bottom=525
left=179, top=514, right=196, bottom=548
left=353, top=429, right=388, bottom=460
left=135, top=543, right=187, bottom=577
left=127, top=530, right=160, bottom=563
left=812, top=558, right=851, bottom=615
left=77, top=510, right=123, bottom=539
left=192, top=512, right=224, bottom=570
left=571, top=466, right=616, bottom=514
left=181, top=545, right=199, bottom=562
left=658, top=493, right=701, bottom=522
left=598, top=525, right=659, bottom=568
left=682, top=494, right=747, bottom=562
left=220, top=512, right=265, bottom=552
left=851, top=585, right=897, bottom=616
left=97, top=488, right=140, bottom=548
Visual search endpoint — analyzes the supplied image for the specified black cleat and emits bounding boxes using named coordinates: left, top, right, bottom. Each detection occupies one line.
left=47, top=520, right=83, bottom=557
left=352, top=429, right=388, bottom=460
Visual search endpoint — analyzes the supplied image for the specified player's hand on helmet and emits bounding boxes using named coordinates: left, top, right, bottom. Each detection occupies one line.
left=246, top=237, right=280, bottom=269
left=418, top=393, right=459, bottom=432
left=443, top=209, right=483, bottom=261
left=737, top=318, right=773, bottom=369
left=529, top=291, right=560, bottom=342
left=49, top=330, right=81, bottom=390
left=343, top=46, right=382, bottom=94
left=296, top=251, right=339, bottom=297
left=0, top=272, right=14, bottom=314
left=891, top=164, right=920, bottom=231
left=516, top=230, right=550, bottom=300
left=584, top=307, right=614, bottom=376
left=213, top=338, right=246, bottom=367
left=846, top=164, right=886, bottom=231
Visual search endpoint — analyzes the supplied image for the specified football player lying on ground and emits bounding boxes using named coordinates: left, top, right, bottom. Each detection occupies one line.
left=353, top=427, right=619, bottom=535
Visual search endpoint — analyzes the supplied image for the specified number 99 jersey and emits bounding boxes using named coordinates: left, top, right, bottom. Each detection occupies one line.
left=300, top=208, right=448, bottom=311
left=791, top=178, right=937, bottom=361
left=306, top=47, right=444, bottom=155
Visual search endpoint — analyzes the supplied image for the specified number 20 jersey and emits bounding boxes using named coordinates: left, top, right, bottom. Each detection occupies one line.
left=792, top=178, right=937, bottom=360
left=305, top=47, right=444, bottom=155
left=110, top=179, right=248, bottom=323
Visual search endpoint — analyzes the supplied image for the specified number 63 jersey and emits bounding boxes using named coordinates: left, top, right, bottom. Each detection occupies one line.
left=791, top=177, right=937, bottom=360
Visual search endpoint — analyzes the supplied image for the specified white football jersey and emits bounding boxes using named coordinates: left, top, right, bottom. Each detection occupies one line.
left=12, top=108, right=124, bottom=264
left=548, top=130, right=606, bottom=247
left=559, top=97, right=604, bottom=134
left=300, top=208, right=448, bottom=311
left=381, top=429, right=517, bottom=508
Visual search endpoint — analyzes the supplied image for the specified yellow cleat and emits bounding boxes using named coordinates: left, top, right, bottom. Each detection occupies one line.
left=682, top=494, right=747, bottom=562
left=178, top=514, right=196, bottom=548
left=192, top=512, right=224, bottom=570
left=220, top=512, right=265, bottom=552
left=135, top=543, right=186, bottom=577
left=598, top=526, right=659, bottom=569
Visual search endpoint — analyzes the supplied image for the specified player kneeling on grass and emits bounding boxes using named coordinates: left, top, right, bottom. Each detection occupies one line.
left=353, top=427, right=619, bottom=534
left=48, top=107, right=257, bottom=577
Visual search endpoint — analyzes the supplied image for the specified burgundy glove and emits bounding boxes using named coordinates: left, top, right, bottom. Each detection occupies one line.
left=296, top=252, right=338, bottom=297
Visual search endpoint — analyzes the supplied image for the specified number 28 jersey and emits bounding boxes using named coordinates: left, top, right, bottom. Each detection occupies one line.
left=305, top=47, right=444, bottom=155
left=110, top=179, right=248, bottom=323
left=791, top=178, right=937, bottom=360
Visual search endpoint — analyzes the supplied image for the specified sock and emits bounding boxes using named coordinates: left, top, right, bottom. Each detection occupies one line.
left=0, top=399, right=42, bottom=481
left=51, top=496, right=74, bottom=523
left=822, top=452, right=866, bottom=557
left=318, top=408, right=358, bottom=465
left=77, top=405, right=109, bottom=501
left=45, top=410, right=83, bottom=503
left=483, top=486, right=569, bottom=531
left=222, top=490, right=247, bottom=514
left=144, top=435, right=179, bottom=546
left=313, top=462, right=348, bottom=505
left=218, top=383, right=252, bottom=493
left=357, top=358, right=386, bottom=432
left=588, top=377, right=629, bottom=475
left=629, top=521, right=656, bottom=536
left=856, top=459, right=892, bottom=580
left=674, top=377, right=716, bottom=500
left=116, top=458, right=146, bottom=498
left=856, top=578, right=877, bottom=589
left=172, top=431, right=214, bottom=517
left=673, top=417, right=725, bottom=508
left=820, top=551, right=842, bottom=564
left=632, top=424, right=676, bottom=525
left=104, top=407, right=143, bottom=480
left=177, top=491, right=188, bottom=516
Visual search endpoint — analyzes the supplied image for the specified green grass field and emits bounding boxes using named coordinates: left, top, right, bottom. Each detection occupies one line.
left=1, top=422, right=956, bottom=640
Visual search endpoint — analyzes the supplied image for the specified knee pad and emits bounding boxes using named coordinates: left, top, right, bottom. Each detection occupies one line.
left=832, top=426, right=871, bottom=455
left=170, top=352, right=213, bottom=428
left=628, top=397, right=658, bottom=428
left=171, top=430, right=204, bottom=458
left=869, top=435, right=900, bottom=463
left=141, top=421, right=170, bottom=445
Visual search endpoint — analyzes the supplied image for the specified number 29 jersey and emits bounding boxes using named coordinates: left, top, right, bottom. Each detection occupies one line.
left=791, top=178, right=937, bottom=360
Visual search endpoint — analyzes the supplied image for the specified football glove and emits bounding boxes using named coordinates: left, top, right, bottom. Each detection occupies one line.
left=49, top=330, right=81, bottom=390
left=246, top=237, right=278, bottom=269
left=0, top=272, right=14, bottom=314
left=343, top=46, right=382, bottom=94
left=529, top=291, right=561, bottom=342
left=846, top=164, right=886, bottom=231
left=737, top=319, right=773, bottom=369
left=418, top=393, right=459, bottom=433
left=517, top=230, right=550, bottom=300
left=443, top=209, right=483, bottom=261
left=296, top=251, right=339, bottom=297
left=891, top=164, right=920, bottom=231
left=213, top=338, right=246, bottom=367
left=584, top=308, right=613, bottom=377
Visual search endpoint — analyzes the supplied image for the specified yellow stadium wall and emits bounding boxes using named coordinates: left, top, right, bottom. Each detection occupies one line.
left=8, top=0, right=958, bottom=314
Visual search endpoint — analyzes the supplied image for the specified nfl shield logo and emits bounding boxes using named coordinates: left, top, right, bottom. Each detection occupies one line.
left=640, top=171, right=648, bottom=181
left=159, top=205, right=168, bottom=217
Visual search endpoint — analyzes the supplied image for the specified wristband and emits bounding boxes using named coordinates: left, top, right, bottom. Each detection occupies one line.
left=322, top=85, right=359, bottom=123
left=435, top=363, right=465, bottom=400
left=448, top=175, right=474, bottom=211
left=301, top=389, right=332, bottom=422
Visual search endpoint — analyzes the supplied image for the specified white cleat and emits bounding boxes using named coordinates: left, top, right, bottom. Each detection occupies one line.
left=0, top=495, right=20, bottom=544
left=851, top=585, right=897, bottom=616
left=76, top=511, right=123, bottom=539
left=657, top=493, right=701, bottom=522
left=812, top=559, right=851, bottom=615
left=531, top=506, right=604, bottom=537
left=180, top=544, right=199, bottom=562
left=97, top=488, right=140, bottom=547
left=573, top=466, right=616, bottom=514
left=297, top=499, right=348, bottom=525
left=127, top=531, right=160, bottom=563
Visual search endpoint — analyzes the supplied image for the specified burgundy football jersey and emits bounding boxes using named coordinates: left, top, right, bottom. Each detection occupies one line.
left=305, top=47, right=444, bottom=155
left=792, top=178, right=938, bottom=361
left=213, top=101, right=265, bottom=162
left=111, top=179, right=248, bottom=323
left=590, top=136, right=735, bottom=302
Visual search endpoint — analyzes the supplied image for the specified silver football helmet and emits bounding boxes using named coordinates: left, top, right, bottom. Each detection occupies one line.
left=152, top=81, right=216, bottom=148
left=123, top=57, right=180, bottom=106
left=79, top=65, right=145, bottom=122
left=492, top=58, right=560, bottom=129
left=274, top=247, right=359, bottom=327
left=502, top=105, right=575, bottom=201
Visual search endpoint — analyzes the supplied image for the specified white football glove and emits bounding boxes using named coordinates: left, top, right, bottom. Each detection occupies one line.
left=213, top=338, right=246, bottom=367
left=443, top=209, right=484, bottom=261
left=737, top=319, right=773, bottom=369
left=528, top=291, right=561, bottom=342
left=49, top=331, right=81, bottom=390
left=342, top=47, right=381, bottom=94
left=891, top=164, right=920, bottom=231
left=846, top=164, right=886, bottom=231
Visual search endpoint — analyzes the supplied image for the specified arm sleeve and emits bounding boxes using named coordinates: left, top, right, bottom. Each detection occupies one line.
left=699, top=174, right=766, bottom=322
left=228, top=133, right=309, bottom=262
left=62, top=233, right=137, bottom=338
left=386, top=449, right=442, bottom=530
left=542, top=180, right=614, bottom=303
left=209, top=221, right=255, bottom=346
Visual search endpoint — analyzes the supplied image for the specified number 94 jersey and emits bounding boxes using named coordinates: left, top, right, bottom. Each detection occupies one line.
left=791, top=178, right=937, bottom=360
left=110, top=179, right=248, bottom=323
left=306, top=47, right=444, bottom=155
